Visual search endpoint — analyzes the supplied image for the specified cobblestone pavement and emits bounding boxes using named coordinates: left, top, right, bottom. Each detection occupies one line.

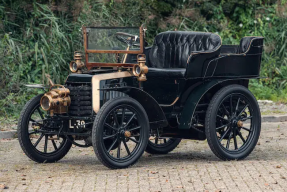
left=1, top=122, right=287, bottom=192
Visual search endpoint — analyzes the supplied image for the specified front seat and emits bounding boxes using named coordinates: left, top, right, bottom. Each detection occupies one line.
left=147, top=31, right=222, bottom=78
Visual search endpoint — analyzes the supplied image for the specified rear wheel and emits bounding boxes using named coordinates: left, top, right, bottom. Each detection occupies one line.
left=145, top=136, right=181, bottom=154
left=205, top=85, right=261, bottom=160
left=92, top=97, right=149, bottom=169
left=18, top=94, right=72, bottom=163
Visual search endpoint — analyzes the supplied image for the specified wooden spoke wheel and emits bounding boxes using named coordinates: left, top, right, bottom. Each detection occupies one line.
left=205, top=85, right=261, bottom=160
left=18, top=95, right=72, bottom=163
left=92, top=97, right=149, bottom=169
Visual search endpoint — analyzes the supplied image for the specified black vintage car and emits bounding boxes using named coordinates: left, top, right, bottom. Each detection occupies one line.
left=18, top=25, right=264, bottom=169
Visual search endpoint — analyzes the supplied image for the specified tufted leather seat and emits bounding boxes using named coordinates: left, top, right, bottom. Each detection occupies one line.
left=147, top=31, right=221, bottom=78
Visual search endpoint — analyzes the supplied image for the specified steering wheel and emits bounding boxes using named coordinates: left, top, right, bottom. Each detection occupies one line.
left=115, top=32, right=140, bottom=47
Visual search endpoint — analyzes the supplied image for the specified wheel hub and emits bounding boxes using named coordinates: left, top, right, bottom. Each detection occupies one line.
left=124, top=131, right=131, bottom=138
left=118, top=127, right=131, bottom=139
left=230, top=118, right=243, bottom=129
left=237, top=120, right=243, bottom=128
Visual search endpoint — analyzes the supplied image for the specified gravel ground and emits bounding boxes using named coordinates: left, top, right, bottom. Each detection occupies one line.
left=1, top=122, right=287, bottom=192
left=258, top=100, right=287, bottom=115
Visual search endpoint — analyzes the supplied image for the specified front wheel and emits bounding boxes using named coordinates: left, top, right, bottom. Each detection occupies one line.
left=18, top=94, right=72, bottom=163
left=92, top=97, right=149, bottom=169
left=205, top=85, right=261, bottom=161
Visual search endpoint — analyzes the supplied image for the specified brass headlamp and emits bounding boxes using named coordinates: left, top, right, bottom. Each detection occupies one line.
left=69, top=51, right=85, bottom=73
left=40, top=84, right=71, bottom=116
left=133, top=54, right=148, bottom=81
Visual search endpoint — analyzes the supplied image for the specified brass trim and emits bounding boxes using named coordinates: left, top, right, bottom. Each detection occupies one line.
left=159, top=97, right=179, bottom=107
left=92, top=71, right=133, bottom=113
left=45, top=74, right=54, bottom=86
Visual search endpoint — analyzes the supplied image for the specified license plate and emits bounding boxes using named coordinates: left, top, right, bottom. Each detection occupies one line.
left=69, top=120, right=85, bottom=129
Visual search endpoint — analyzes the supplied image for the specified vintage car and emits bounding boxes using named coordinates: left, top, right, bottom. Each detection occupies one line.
left=18, top=25, right=264, bottom=169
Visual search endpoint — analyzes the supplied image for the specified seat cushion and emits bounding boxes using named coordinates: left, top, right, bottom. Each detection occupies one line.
left=147, top=68, right=186, bottom=78
left=148, top=31, right=221, bottom=69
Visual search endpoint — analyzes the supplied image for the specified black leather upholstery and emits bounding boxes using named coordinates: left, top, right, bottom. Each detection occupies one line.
left=220, top=45, right=239, bottom=54
left=239, top=37, right=257, bottom=53
left=148, top=31, right=222, bottom=69
left=147, top=68, right=186, bottom=78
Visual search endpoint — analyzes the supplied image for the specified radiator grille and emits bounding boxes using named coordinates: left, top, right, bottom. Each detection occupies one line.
left=65, top=84, right=127, bottom=116
left=66, top=84, right=92, bottom=116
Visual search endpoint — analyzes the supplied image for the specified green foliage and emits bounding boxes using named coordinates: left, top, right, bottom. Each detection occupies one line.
left=1, top=0, right=287, bottom=119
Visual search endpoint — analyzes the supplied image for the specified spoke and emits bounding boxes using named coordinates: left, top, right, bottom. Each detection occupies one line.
left=117, top=140, right=121, bottom=158
left=123, top=140, right=131, bottom=155
left=233, top=129, right=238, bottom=150
left=241, top=127, right=252, bottom=132
left=107, top=138, right=118, bottom=152
left=226, top=132, right=233, bottom=149
left=30, top=118, right=36, bottom=122
left=44, top=135, right=48, bottom=153
left=222, top=104, right=230, bottom=117
left=113, top=111, right=119, bottom=128
left=103, top=134, right=117, bottom=140
left=230, top=95, right=233, bottom=116
left=155, top=137, right=158, bottom=144
left=128, top=126, right=141, bottom=132
left=129, top=137, right=139, bottom=144
left=237, top=104, right=249, bottom=118
left=37, top=108, right=44, bottom=119
left=125, top=114, right=136, bottom=128
left=216, top=123, right=230, bottom=130
left=51, top=138, right=58, bottom=150
left=217, top=115, right=229, bottom=122
left=121, top=107, right=126, bottom=126
left=237, top=129, right=246, bottom=143
left=235, top=98, right=240, bottom=115
left=240, top=116, right=253, bottom=121
left=33, top=133, right=44, bottom=147
left=104, top=123, right=118, bottom=131
left=219, top=128, right=230, bottom=142
left=29, top=131, right=37, bottom=135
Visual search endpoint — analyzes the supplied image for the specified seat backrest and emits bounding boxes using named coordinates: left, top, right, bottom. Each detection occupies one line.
left=148, top=31, right=221, bottom=68
left=238, top=36, right=257, bottom=53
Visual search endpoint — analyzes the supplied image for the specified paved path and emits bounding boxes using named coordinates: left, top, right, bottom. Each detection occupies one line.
left=1, top=122, right=287, bottom=192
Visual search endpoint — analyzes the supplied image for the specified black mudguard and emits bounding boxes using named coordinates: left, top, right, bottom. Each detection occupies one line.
left=179, top=78, right=254, bottom=129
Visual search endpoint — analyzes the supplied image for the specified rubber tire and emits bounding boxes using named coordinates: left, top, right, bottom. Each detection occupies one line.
left=18, top=94, right=72, bottom=163
left=205, top=85, right=261, bottom=161
left=145, top=138, right=181, bottom=154
left=92, top=97, right=149, bottom=169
